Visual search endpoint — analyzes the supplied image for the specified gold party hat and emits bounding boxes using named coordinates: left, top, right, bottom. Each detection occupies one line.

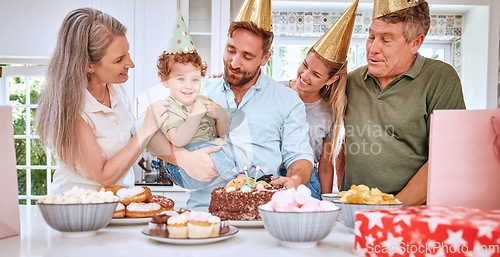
left=312, top=0, right=358, bottom=64
left=166, top=10, right=197, bottom=54
left=373, top=0, right=421, bottom=19
left=233, top=0, right=272, bottom=32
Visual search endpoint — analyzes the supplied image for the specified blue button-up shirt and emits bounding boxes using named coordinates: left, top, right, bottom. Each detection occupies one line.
left=202, top=72, right=313, bottom=178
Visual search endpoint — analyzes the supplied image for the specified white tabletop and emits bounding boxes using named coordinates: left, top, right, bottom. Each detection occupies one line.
left=2, top=206, right=359, bottom=257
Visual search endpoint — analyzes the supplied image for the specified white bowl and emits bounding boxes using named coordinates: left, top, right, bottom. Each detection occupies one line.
left=333, top=201, right=403, bottom=229
left=258, top=205, right=341, bottom=248
left=37, top=201, right=118, bottom=237
left=321, top=193, right=340, bottom=202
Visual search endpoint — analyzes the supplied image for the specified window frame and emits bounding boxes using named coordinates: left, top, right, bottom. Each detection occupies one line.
left=1, top=65, right=53, bottom=204
left=270, top=36, right=454, bottom=81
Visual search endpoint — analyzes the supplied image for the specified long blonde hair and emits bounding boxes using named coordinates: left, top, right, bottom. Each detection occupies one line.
left=311, top=49, right=347, bottom=162
left=36, top=8, right=126, bottom=173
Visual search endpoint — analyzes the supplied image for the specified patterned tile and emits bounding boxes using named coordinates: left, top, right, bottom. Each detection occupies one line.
left=271, top=11, right=463, bottom=71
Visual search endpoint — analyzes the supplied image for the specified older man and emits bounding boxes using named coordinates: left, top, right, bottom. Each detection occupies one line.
left=341, top=0, right=466, bottom=206
left=151, top=0, right=314, bottom=207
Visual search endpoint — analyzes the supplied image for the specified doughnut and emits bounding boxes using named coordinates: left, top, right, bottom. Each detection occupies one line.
left=113, top=202, right=125, bottom=218
left=147, top=195, right=175, bottom=211
left=116, top=186, right=152, bottom=205
left=125, top=202, right=161, bottom=218
left=97, top=184, right=125, bottom=195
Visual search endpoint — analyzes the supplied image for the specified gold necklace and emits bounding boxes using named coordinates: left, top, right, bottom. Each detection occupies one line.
left=95, top=86, right=108, bottom=105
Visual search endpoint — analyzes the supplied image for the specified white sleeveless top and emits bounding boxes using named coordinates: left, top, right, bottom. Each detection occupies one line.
left=50, top=84, right=135, bottom=195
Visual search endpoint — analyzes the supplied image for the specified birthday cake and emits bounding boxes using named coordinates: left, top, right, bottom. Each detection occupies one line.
left=208, top=176, right=281, bottom=220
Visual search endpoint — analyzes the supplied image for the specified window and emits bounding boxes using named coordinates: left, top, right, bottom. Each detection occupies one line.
left=1, top=65, right=52, bottom=205
left=268, top=37, right=453, bottom=81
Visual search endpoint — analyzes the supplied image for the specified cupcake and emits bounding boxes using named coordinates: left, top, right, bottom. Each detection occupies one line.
left=187, top=211, right=212, bottom=238
left=149, top=213, right=169, bottom=230
left=208, top=215, right=221, bottom=237
left=161, top=210, right=180, bottom=217
left=149, top=214, right=168, bottom=238
left=219, top=220, right=230, bottom=234
left=167, top=214, right=188, bottom=239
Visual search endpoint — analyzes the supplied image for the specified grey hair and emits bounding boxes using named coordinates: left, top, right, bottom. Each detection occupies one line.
left=377, top=1, right=430, bottom=43
left=36, top=8, right=126, bottom=173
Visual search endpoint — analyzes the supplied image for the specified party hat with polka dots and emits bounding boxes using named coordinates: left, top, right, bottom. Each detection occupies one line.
left=166, top=10, right=197, bottom=54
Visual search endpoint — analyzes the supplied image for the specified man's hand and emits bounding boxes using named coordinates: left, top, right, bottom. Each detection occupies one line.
left=271, top=175, right=301, bottom=189
left=176, top=145, right=221, bottom=181
left=208, top=73, right=223, bottom=78
left=271, top=160, right=313, bottom=189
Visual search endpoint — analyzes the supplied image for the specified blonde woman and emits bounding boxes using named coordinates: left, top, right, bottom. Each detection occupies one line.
left=280, top=48, right=347, bottom=198
left=36, top=8, right=169, bottom=195
left=279, top=1, right=357, bottom=198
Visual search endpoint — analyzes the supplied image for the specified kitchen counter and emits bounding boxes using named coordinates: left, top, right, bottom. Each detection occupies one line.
left=2, top=206, right=359, bottom=257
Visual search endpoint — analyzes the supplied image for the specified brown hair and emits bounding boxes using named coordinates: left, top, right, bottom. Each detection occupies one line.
left=310, top=48, right=347, bottom=161
left=36, top=8, right=126, bottom=173
left=228, top=21, right=274, bottom=56
left=377, top=1, right=430, bottom=42
left=157, top=52, right=207, bottom=79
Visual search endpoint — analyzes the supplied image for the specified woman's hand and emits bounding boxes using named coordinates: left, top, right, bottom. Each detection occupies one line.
left=142, top=100, right=169, bottom=136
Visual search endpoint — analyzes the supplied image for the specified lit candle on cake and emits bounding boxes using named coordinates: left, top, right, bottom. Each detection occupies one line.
left=243, top=166, right=251, bottom=187
left=253, top=166, right=260, bottom=188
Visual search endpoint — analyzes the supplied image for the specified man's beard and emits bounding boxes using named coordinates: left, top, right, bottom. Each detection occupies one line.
left=223, top=60, right=261, bottom=87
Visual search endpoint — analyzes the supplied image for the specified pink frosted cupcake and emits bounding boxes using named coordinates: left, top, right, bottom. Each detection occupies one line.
left=208, top=215, right=221, bottom=237
left=187, top=211, right=212, bottom=238
left=167, top=214, right=188, bottom=238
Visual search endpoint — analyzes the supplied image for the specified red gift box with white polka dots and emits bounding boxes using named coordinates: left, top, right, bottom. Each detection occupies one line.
left=354, top=205, right=500, bottom=257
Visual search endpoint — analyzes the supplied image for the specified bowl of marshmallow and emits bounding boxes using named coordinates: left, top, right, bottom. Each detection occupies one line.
left=258, top=185, right=341, bottom=248
left=37, top=186, right=119, bottom=237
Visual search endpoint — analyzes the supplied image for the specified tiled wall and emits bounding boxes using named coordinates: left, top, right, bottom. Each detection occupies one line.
left=272, top=12, right=463, bottom=74
left=272, top=11, right=463, bottom=40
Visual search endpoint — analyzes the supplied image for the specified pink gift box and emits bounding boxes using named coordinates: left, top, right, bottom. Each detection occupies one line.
left=354, top=205, right=500, bottom=257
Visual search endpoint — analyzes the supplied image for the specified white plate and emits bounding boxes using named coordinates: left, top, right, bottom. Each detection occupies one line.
left=141, top=226, right=238, bottom=244
left=109, top=217, right=151, bottom=225
left=229, top=220, right=263, bottom=228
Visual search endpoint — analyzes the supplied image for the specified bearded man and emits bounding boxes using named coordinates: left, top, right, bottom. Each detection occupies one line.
left=152, top=0, right=314, bottom=207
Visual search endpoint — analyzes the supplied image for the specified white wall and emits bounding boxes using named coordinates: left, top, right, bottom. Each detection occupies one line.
left=0, top=0, right=180, bottom=115
left=487, top=0, right=500, bottom=109
left=133, top=0, right=178, bottom=113
left=461, top=6, right=490, bottom=109
left=0, top=0, right=91, bottom=60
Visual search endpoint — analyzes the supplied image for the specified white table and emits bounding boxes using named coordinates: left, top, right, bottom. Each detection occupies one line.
left=2, top=206, right=359, bottom=257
